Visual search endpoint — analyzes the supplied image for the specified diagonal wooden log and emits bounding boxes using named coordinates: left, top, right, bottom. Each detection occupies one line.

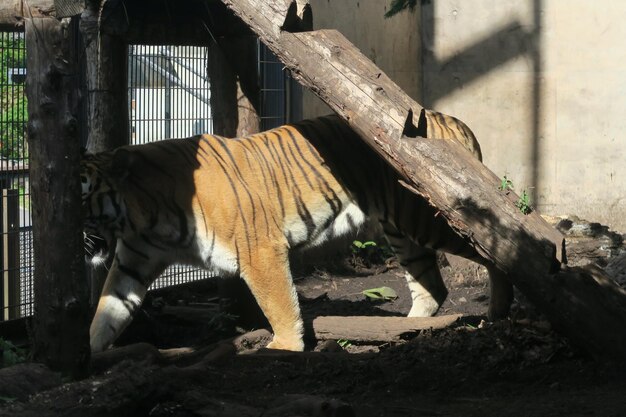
left=220, top=0, right=626, bottom=361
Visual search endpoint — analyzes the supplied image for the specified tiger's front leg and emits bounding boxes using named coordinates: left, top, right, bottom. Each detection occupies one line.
left=239, top=244, right=304, bottom=351
left=89, top=239, right=166, bottom=353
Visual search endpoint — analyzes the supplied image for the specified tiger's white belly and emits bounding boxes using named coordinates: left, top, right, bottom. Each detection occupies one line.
left=288, top=201, right=366, bottom=249
left=193, top=199, right=366, bottom=275
left=194, top=234, right=239, bottom=275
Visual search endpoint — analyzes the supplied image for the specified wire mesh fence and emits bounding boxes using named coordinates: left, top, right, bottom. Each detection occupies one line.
left=0, top=31, right=31, bottom=319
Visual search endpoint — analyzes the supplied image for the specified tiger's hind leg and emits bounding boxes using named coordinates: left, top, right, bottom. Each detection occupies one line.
left=381, top=223, right=447, bottom=317
left=239, top=243, right=304, bottom=351
left=486, top=264, right=514, bottom=321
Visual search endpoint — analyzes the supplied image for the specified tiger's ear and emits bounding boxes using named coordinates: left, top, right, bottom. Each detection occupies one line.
left=109, top=148, right=136, bottom=181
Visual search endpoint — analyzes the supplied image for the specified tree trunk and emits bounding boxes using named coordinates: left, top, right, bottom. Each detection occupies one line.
left=219, top=0, right=626, bottom=361
left=80, top=2, right=129, bottom=152
left=208, top=35, right=260, bottom=137
left=25, top=17, right=90, bottom=377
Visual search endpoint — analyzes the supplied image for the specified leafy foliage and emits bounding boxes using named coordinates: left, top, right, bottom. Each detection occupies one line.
left=0, top=33, right=28, bottom=160
left=498, top=174, right=532, bottom=215
left=385, top=0, right=418, bottom=18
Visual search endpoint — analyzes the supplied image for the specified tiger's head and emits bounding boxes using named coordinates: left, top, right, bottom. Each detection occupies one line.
left=80, top=149, right=130, bottom=266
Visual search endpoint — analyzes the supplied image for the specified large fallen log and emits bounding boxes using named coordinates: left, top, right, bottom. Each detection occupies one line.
left=220, top=0, right=626, bottom=361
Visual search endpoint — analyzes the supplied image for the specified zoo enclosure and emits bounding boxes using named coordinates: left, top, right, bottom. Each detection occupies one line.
left=0, top=31, right=296, bottom=321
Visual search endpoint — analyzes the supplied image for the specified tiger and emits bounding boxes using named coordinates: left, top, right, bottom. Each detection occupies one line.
left=81, top=111, right=513, bottom=353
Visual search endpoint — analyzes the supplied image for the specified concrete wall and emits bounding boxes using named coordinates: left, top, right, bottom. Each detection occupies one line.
left=303, top=0, right=421, bottom=119
left=423, top=0, right=626, bottom=231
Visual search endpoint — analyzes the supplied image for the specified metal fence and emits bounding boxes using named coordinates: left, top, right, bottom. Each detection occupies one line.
left=259, top=42, right=301, bottom=130
left=0, top=31, right=31, bottom=319
left=0, top=35, right=295, bottom=320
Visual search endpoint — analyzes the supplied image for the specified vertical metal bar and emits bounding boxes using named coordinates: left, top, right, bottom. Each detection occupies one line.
left=164, top=47, right=171, bottom=138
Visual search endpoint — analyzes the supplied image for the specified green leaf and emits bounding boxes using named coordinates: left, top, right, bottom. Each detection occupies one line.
left=337, top=339, right=352, bottom=348
left=0, top=396, right=16, bottom=404
left=362, top=286, right=398, bottom=300
left=352, top=240, right=364, bottom=249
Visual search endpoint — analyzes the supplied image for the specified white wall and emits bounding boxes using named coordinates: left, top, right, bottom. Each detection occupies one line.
left=423, top=0, right=626, bottom=231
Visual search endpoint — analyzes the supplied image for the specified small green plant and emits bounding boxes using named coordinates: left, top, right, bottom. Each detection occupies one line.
left=350, top=240, right=396, bottom=269
left=337, top=339, right=352, bottom=349
left=351, top=240, right=377, bottom=253
left=516, top=190, right=533, bottom=215
left=498, top=174, right=514, bottom=192
left=0, top=337, right=26, bottom=368
left=362, top=286, right=398, bottom=300
left=499, top=175, right=532, bottom=215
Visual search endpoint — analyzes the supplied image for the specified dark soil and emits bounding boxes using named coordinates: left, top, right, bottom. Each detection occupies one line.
left=2, top=218, right=626, bottom=417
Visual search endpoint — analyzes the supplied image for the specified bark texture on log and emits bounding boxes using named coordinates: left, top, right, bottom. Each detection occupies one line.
left=26, top=17, right=90, bottom=377
left=0, top=0, right=55, bottom=30
left=219, top=0, right=626, bottom=361
left=80, top=4, right=128, bottom=152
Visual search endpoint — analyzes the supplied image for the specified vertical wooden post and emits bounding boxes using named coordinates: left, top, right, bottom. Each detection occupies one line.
left=80, top=1, right=129, bottom=306
left=80, top=1, right=129, bottom=152
left=25, top=17, right=90, bottom=377
left=208, top=36, right=260, bottom=137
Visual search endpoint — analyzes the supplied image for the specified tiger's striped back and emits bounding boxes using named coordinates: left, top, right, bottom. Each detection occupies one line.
left=83, top=112, right=512, bottom=353
left=423, top=109, right=482, bottom=161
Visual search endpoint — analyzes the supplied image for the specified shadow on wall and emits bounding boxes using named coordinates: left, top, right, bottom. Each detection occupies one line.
left=421, top=0, right=542, bottom=205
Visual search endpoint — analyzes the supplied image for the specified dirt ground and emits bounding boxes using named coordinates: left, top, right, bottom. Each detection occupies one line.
left=2, top=217, right=626, bottom=417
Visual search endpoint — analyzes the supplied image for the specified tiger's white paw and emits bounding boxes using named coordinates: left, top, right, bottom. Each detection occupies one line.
left=266, top=335, right=305, bottom=352
left=407, top=297, right=441, bottom=317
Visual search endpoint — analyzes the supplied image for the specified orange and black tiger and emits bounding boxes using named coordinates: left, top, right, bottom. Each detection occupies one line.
left=82, top=112, right=513, bottom=352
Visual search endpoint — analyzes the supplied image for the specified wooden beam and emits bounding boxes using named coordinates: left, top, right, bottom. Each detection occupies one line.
left=25, top=17, right=90, bottom=377
left=219, top=0, right=626, bottom=361
left=312, top=315, right=462, bottom=343
left=99, top=0, right=251, bottom=46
